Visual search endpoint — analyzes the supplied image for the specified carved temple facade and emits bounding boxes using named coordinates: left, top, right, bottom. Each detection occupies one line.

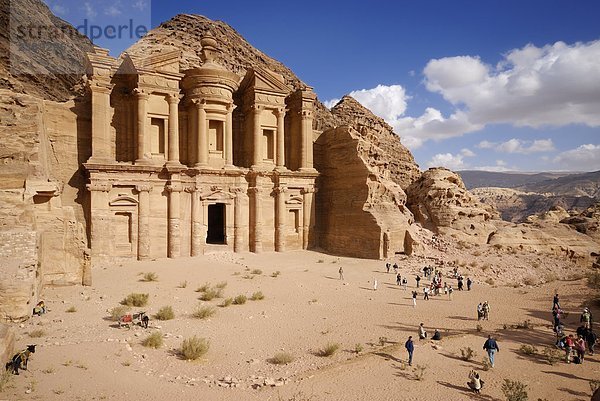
left=84, top=37, right=318, bottom=260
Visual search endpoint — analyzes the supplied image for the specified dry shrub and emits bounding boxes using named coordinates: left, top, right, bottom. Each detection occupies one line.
left=199, top=288, right=223, bottom=301
left=192, top=305, right=216, bottom=319
left=317, top=343, right=340, bottom=357
left=542, top=347, right=561, bottom=365
left=29, top=329, right=46, bottom=338
left=66, top=306, right=77, bottom=313
left=250, top=269, right=263, bottom=275
left=250, top=291, right=265, bottom=301
left=121, top=293, right=149, bottom=307
left=269, top=352, right=294, bottom=365
left=378, top=336, right=388, bottom=346
left=141, top=331, right=163, bottom=349
left=220, top=298, right=233, bottom=307
left=178, top=281, right=188, bottom=288
left=481, top=357, right=491, bottom=371
left=154, top=306, right=175, bottom=320
left=460, top=347, right=477, bottom=361
left=215, top=281, right=228, bottom=289
left=196, top=283, right=211, bottom=293
left=501, top=379, right=528, bottom=401
left=180, top=336, right=209, bottom=360
left=519, top=344, right=537, bottom=355
left=354, top=343, right=364, bottom=354
left=271, top=271, right=281, bottom=277
left=233, top=295, right=247, bottom=305
left=110, top=305, right=131, bottom=321
left=414, top=364, right=427, bottom=381
left=141, top=272, right=158, bottom=282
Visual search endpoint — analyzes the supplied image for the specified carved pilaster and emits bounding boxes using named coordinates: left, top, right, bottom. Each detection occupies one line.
left=136, top=184, right=152, bottom=260
left=225, top=103, right=236, bottom=168
left=301, top=187, right=317, bottom=249
left=88, top=81, right=113, bottom=163
left=195, top=99, right=209, bottom=168
left=166, top=93, right=181, bottom=166
left=87, top=181, right=112, bottom=257
left=134, top=89, right=150, bottom=163
left=252, top=105, right=262, bottom=168
left=275, top=108, right=286, bottom=169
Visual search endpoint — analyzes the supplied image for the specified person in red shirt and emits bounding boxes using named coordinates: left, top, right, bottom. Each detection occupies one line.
left=565, top=334, right=575, bottom=363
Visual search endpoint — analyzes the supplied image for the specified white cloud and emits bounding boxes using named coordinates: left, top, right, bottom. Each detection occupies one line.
left=422, top=40, right=600, bottom=128
left=104, top=4, right=122, bottom=16
left=51, top=3, right=68, bottom=15
left=132, top=0, right=147, bottom=11
left=427, top=153, right=467, bottom=170
left=476, top=138, right=555, bottom=154
left=461, top=148, right=476, bottom=157
left=83, top=2, right=96, bottom=18
left=553, top=144, right=600, bottom=171
left=323, top=98, right=340, bottom=109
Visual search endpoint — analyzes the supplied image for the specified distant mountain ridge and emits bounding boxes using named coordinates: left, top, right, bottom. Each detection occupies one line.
left=458, top=170, right=573, bottom=190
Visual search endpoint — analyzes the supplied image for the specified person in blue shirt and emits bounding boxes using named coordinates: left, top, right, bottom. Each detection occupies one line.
left=405, top=336, right=414, bottom=366
left=483, top=335, right=499, bottom=367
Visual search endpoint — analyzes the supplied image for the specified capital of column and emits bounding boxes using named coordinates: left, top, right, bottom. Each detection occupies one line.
left=230, top=187, right=247, bottom=195
left=166, top=183, right=183, bottom=193
left=300, top=110, right=313, bottom=120
left=248, top=187, right=262, bottom=195
left=274, top=186, right=287, bottom=195
left=193, top=98, right=207, bottom=109
left=86, top=182, right=112, bottom=192
left=301, top=187, right=317, bottom=195
left=167, top=93, right=180, bottom=104
left=133, top=88, right=149, bottom=100
left=275, top=108, right=286, bottom=118
left=251, top=104, right=262, bottom=114
left=89, top=82, right=112, bottom=94
left=184, top=186, right=197, bottom=194
left=135, top=184, right=153, bottom=193
left=227, top=103, right=237, bottom=113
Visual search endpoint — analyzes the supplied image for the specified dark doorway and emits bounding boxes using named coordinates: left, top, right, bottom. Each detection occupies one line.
left=207, top=203, right=226, bottom=244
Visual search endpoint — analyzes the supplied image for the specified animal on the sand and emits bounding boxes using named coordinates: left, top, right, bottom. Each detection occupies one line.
left=119, top=311, right=149, bottom=329
left=5, top=345, right=36, bottom=375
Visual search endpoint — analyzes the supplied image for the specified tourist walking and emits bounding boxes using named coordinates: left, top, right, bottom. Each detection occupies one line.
left=467, top=277, right=472, bottom=291
left=575, top=336, right=586, bottom=363
left=396, top=273, right=401, bottom=286
left=448, top=286, right=454, bottom=300
left=458, top=277, right=464, bottom=291
left=553, top=293, right=560, bottom=310
left=402, top=277, right=408, bottom=290
left=565, top=334, right=575, bottom=363
left=477, top=303, right=484, bottom=321
left=405, top=336, right=414, bottom=366
left=412, top=291, right=417, bottom=307
left=373, top=278, right=378, bottom=291
left=339, top=266, right=344, bottom=280
left=586, top=329, right=597, bottom=355
left=416, top=275, right=421, bottom=288
left=581, top=308, right=592, bottom=329
left=423, top=286, right=430, bottom=300
left=483, top=335, right=499, bottom=367
left=386, top=263, right=390, bottom=273
left=482, top=301, right=490, bottom=320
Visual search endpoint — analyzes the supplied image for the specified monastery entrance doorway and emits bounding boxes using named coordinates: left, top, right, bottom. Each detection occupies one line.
left=207, top=203, right=226, bottom=244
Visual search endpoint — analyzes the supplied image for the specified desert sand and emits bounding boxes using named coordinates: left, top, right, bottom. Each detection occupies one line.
left=2, top=248, right=599, bottom=401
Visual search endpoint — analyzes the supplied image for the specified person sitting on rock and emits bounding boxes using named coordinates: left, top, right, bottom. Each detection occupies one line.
left=32, top=301, right=46, bottom=316
left=418, top=323, right=427, bottom=340
left=432, top=329, right=441, bottom=340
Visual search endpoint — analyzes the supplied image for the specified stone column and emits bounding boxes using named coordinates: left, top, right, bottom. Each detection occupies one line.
left=126, top=95, right=135, bottom=162
left=135, top=89, right=150, bottom=164
left=167, top=94, right=181, bottom=165
left=232, top=188, right=247, bottom=252
left=252, top=106, right=262, bottom=168
left=195, top=100, right=208, bottom=167
left=167, top=182, right=182, bottom=258
left=225, top=103, right=235, bottom=168
left=136, top=184, right=152, bottom=260
left=187, top=102, right=197, bottom=166
left=86, top=182, right=112, bottom=256
left=275, top=108, right=286, bottom=169
left=89, top=83, right=112, bottom=163
left=274, top=186, right=287, bottom=252
left=301, top=187, right=315, bottom=249
left=300, top=110, right=313, bottom=170
left=189, top=187, right=203, bottom=256
left=249, top=186, right=263, bottom=253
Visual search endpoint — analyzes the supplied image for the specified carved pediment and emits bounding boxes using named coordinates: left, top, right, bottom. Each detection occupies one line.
left=200, top=189, right=234, bottom=201
left=239, top=66, right=290, bottom=95
left=109, top=195, right=139, bottom=207
left=286, top=196, right=303, bottom=205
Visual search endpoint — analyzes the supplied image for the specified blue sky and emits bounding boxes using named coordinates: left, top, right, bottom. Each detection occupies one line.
left=43, top=0, right=600, bottom=172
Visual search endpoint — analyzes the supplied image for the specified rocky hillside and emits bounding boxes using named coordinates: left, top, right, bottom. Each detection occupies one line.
left=472, top=187, right=597, bottom=222
left=0, top=0, right=93, bottom=101
left=518, top=170, right=600, bottom=198
left=329, top=96, right=421, bottom=189
left=459, top=170, right=570, bottom=190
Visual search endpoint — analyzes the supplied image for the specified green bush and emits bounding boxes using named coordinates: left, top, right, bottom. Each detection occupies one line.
left=121, top=293, right=149, bottom=307
left=141, top=331, right=163, bottom=349
left=154, top=306, right=175, bottom=320
left=180, top=336, right=209, bottom=360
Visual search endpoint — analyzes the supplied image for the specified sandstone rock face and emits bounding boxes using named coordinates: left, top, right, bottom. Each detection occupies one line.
left=560, top=202, right=600, bottom=243
left=406, top=168, right=498, bottom=243
left=0, top=323, right=15, bottom=366
left=315, top=126, right=415, bottom=259
left=329, top=96, right=421, bottom=190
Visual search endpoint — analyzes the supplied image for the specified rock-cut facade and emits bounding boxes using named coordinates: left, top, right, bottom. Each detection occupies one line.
left=85, top=36, right=318, bottom=260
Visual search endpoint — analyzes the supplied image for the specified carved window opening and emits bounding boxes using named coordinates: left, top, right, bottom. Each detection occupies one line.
left=150, top=117, right=166, bottom=155
left=289, top=209, right=300, bottom=233
left=262, top=129, right=274, bottom=161
left=208, top=120, right=224, bottom=153
left=207, top=203, right=226, bottom=244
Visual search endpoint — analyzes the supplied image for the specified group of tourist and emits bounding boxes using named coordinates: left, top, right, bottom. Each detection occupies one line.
left=477, top=302, right=490, bottom=320
left=552, top=293, right=596, bottom=364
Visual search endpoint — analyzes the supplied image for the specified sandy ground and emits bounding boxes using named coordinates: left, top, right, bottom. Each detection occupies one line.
left=2, top=249, right=599, bottom=401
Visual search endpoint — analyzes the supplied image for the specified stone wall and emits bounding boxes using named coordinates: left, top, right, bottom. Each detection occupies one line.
left=0, top=323, right=15, bottom=367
